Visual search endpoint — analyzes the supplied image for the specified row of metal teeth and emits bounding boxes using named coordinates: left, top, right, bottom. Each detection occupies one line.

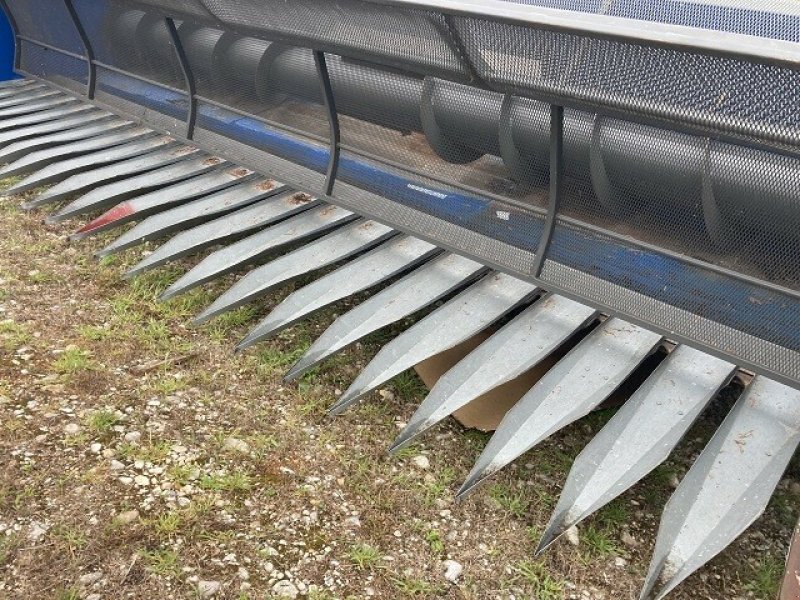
left=1, top=78, right=798, bottom=600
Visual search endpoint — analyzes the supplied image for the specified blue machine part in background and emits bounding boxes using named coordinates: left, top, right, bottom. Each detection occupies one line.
left=0, top=8, right=16, bottom=81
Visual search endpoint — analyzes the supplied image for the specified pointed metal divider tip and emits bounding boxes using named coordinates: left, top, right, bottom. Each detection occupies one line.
left=283, top=253, right=488, bottom=384
left=237, top=236, right=440, bottom=351
left=537, top=346, right=736, bottom=558
left=455, top=318, right=663, bottom=501
left=334, top=273, right=539, bottom=416
left=164, top=204, right=354, bottom=304
left=192, top=220, right=396, bottom=324
left=390, top=294, right=598, bottom=455
left=639, top=375, right=800, bottom=600
left=96, top=180, right=286, bottom=258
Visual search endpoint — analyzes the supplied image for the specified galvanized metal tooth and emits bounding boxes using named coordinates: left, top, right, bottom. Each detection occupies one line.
left=284, top=253, right=488, bottom=382
left=0, top=117, right=132, bottom=164
left=21, top=142, right=193, bottom=208
left=48, top=155, right=226, bottom=224
left=0, top=94, right=77, bottom=119
left=0, top=87, right=61, bottom=110
left=97, top=178, right=288, bottom=257
left=537, top=346, right=736, bottom=554
left=125, top=190, right=322, bottom=278
left=192, top=219, right=398, bottom=324
left=158, top=203, right=355, bottom=299
left=9, top=136, right=177, bottom=197
left=0, top=109, right=114, bottom=148
left=0, top=79, right=41, bottom=97
left=640, top=376, right=800, bottom=600
left=456, top=318, right=664, bottom=498
left=390, top=294, right=598, bottom=453
left=330, top=272, right=539, bottom=415
left=0, top=104, right=95, bottom=134
left=237, top=235, right=442, bottom=350
left=71, top=164, right=252, bottom=239
left=0, top=125, right=153, bottom=179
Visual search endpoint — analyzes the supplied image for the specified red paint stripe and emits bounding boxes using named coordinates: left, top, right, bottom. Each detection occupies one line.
left=75, top=202, right=136, bottom=235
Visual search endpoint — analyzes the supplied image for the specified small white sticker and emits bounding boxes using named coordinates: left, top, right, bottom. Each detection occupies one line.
left=496, top=210, right=510, bottom=221
left=407, top=183, right=448, bottom=200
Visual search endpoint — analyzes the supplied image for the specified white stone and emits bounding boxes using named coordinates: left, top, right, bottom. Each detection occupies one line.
left=134, top=475, right=149, bottom=486
left=110, top=460, right=125, bottom=471
left=114, top=510, right=139, bottom=525
left=271, top=580, right=299, bottom=599
left=443, top=559, right=463, bottom=583
left=412, top=455, right=430, bottom=470
left=223, top=437, right=250, bottom=454
left=27, top=521, right=48, bottom=542
left=124, top=431, right=141, bottom=443
left=614, top=557, right=628, bottom=568
left=79, top=572, right=102, bottom=586
left=64, top=423, right=80, bottom=435
left=89, top=443, right=102, bottom=454
left=197, top=580, right=221, bottom=597
left=565, top=525, right=580, bottom=547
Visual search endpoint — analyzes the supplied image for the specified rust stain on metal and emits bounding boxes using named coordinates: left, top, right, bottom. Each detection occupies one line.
left=172, top=145, right=196, bottom=156
left=289, top=192, right=312, bottom=205
left=203, top=156, right=223, bottom=166
left=781, top=522, right=800, bottom=600
left=257, top=180, right=276, bottom=192
left=230, top=167, right=251, bottom=178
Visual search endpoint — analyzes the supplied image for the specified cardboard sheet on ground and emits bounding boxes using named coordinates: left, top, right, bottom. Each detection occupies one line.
left=413, top=327, right=649, bottom=432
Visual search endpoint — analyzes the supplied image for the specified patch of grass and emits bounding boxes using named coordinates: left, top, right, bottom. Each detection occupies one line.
left=582, top=525, right=619, bottom=559
left=151, top=511, right=182, bottom=539
left=167, top=464, right=196, bottom=486
left=136, top=441, right=173, bottom=464
left=52, top=524, right=87, bottom=557
left=150, top=374, right=188, bottom=395
left=0, top=533, right=18, bottom=566
left=199, top=471, right=253, bottom=495
left=348, top=543, right=382, bottom=570
left=206, top=305, right=257, bottom=341
left=743, top=556, right=783, bottom=600
left=54, top=588, right=81, bottom=600
left=391, top=575, right=439, bottom=596
left=488, top=484, right=529, bottom=518
left=425, top=528, right=445, bottom=555
left=77, top=324, right=113, bottom=341
left=596, top=499, right=629, bottom=529
left=140, top=548, right=181, bottom=578
left=0, top=319, right=31, bottom=351
left=511, top=560, right=564, bottom=599
left=256, top=342, right=310, bottom=375
left=52, top=347, right=94, bottom=375
left=391, top=371, right=428, bottom=401
left=85, top=409, right=120, bottom=437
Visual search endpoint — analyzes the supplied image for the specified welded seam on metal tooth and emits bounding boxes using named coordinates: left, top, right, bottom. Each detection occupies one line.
left=0, top=126, right=153, bottom=179
left=71, top=164, right=251, bottom=239
left=8, top=136, right=177, bottom=198
left=125, top=192, right=323, bottom=278
left=0, top=104, right=96, bottom=134
left=193, top=219, right=397, bottom=324
left=390, top=294, right=597, bottom=451
left=456, top=318, right=664, bottom=498
left=22, top=142, right=192, bottom=208
left=284, top=253, right=488, bottom=383
left=98, top=179, right=289, bottom=257
left=158, top=203, right=354, bottom=299
left=237, top=235, right=442, bottom=350
left=0, top=117, right=132, bottom=164
left=0, top=110, right=115, bottom=149
left=332, top=272, right=539, bottom=415
left=639, top=376, right=800, bottom=600
left=537, top=345, right=736, bottom=554
left=48, top=155, right=225, bottom=223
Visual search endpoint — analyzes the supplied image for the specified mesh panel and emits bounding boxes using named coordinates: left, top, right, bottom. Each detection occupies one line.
left=133, top=0, right=216, bottom=20
left=72, top=0, right=186, bottom=90
left=199, top=0, right=469, bottom=79
left=19, top=40, right=88, bottom=93
left=9, top=0, right=86, bottom=55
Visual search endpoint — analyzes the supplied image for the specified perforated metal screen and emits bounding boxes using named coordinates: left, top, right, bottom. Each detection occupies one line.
left=4, top=0, right=800, bottom=385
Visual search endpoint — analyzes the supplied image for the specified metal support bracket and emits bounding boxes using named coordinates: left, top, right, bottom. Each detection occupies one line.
left=532, top=104, right=563, bottom=277
left=63, top=0, right=95, bottom=99
left=165, top=17, right=197, bottom=140
left=314, top=50, right=340, bottom=196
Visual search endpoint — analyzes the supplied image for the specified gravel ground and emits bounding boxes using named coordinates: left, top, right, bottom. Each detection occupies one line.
left=0, top=188, right=797, bottom=600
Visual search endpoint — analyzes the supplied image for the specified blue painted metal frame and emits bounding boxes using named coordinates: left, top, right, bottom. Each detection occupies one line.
left=0, top=6, right=17, bottom=81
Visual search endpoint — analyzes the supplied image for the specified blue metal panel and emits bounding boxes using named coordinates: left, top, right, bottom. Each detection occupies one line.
left=0, top=8, right=16, bottom=81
